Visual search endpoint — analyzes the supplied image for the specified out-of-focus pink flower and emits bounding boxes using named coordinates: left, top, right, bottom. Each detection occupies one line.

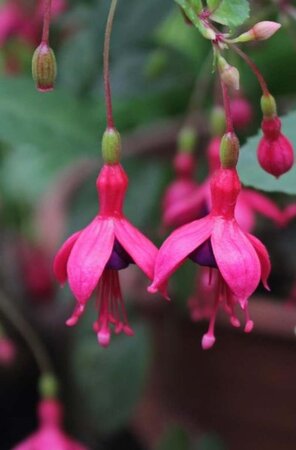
left=149, top=167, right=271, bottom=349
left=258, top=116, right=294, bottom=178
left=0, top=337, right=16, bottom=366
left=230, top=96, right=253, bottom=130
left=13, top=399, right=87, bottom=450
left=18, top=240, right=55, bottom=302
left=283, top=203, right=296, bottom=225
left=54, top=163, right=159, bottom=347
left=0, top=0, right=66, bottom=47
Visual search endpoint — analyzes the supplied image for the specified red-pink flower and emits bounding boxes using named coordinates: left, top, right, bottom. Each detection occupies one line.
left=230, top=96, right=253, bottom=130
left=13, top=399, right=87, bottom=450
left=0, top=337, right=16, bottom=366
left=257, top=116, right=294, bottom=178
left=162, top=152, right=201, bottom=229
left=149, top=167, right=270, bottom=349
left=54, top=163, right=159, bottom=347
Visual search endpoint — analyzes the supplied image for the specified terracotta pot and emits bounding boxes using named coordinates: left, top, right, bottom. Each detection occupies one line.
left=133, top=298, right=296, bottom=450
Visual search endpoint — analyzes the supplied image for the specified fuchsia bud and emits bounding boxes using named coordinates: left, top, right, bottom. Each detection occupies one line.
left=230, top=96, right=253, bottom=130
left=218, top=56, right=240, bottom=90
left=258, top=95, right=294, bottom=177
left=232, top=21, right=281, bottom=43
left=32, top=42, right=57, bottom=92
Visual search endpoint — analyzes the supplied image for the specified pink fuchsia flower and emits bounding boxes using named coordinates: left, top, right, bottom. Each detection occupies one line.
left=283, top=203, right=296, bottom=226
left=54, top=161, right=159, bottom=347
left=0, top=336, right=16, bottom=366
left=149, top=164, right=271, bottom=349
left=230, top=96, right=253, bottom=130
left=257, top=116, right=294, bottom=178
left=13, top=399, right=87, bottom=450
left=162, top=151, right=200, bottom=229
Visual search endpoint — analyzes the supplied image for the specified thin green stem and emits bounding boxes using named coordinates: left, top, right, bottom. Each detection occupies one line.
left=103, top=0, right=118, bottom=129
left=219, top=76, right=233, bottom=133
left=0, top=290, right=53, bottom=375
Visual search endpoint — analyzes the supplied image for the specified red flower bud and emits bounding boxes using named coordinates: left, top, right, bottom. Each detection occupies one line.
left=257, top=117, right=294, bottom=178
left=230, top=97, right=253, bottom=130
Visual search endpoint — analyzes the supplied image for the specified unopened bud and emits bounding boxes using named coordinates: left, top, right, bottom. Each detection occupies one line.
left=220, top=132, right=240, bottom=168
left=177, top=127, right=198, bottom=153
left=261, top=94, right=277, bottom=118
left=232, top=21, right=281, bottom=43
left=218, top=56, right=240, bottom=90
left=39, top=373, right=59, bottom=399
left=32, top=42, right=57, bottom=92
left=102, top=128, right=121, bottom=164
left=210, top=106, right=225, bottom=137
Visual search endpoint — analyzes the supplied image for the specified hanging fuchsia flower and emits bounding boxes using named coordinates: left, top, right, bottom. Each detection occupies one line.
left=13, top=399, right=87, bottom=450
left=149, top=133, right=271, bottom=349
left=54, top=130, right=159, bottom=347
left=230, top=95, right=253, bottom=130
left=258, top=94, right=294, bottom=178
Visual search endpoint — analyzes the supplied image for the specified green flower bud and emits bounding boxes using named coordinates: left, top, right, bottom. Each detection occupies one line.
left=39, top=373, right=59, bottom=399
left=177, top=127, right=198, bottom=153
left=102, top=128, right=121, bottom=164
left=220, top=132, right=240, bottom=169
left=260, top=94, right=277, bottom=118
left=32, top=43, right=57, bottom=92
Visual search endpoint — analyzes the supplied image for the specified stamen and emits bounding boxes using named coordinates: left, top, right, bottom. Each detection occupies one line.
left=244, top=307, right=254, bottom=333
left=93, top=269, right=134, bottom=347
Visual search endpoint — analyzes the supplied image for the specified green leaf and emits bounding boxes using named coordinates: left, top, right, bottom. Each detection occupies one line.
left=174, top=0, right=215, bottom=39
left=156, top=426, right=191, bottom=450
left=238, top=111, right=296, bottom=195
left=207, top=0, right=250, bottom=27
left=71, top=320, right=151, bottom=435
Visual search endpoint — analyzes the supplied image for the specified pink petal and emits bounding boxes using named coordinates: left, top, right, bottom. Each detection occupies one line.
left=67, top=218, right=114, bottom=302
left=241, top=189, right=284, bottom=226
left=211, top=218, right=261, bottom=303
left=114, top=218, right=158, bottom=280
left=53, top=231, right=81, bottom=284
left=246, top=233, right=271, bottom=290
left=149, top=216, right=213, bottom=295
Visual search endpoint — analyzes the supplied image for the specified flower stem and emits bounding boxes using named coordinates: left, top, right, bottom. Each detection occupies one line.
left=219, top=75, right=233, bottom=134
left=104, top=0, right=118, bottom=129
left=230, top=43, right=270, bottom=96
left=0, top=289, right=53, bottom=375
left=41, top=0, right=52, bottom=44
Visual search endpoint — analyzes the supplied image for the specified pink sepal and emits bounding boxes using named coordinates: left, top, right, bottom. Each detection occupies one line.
left=53, top=231, right=81, bottom=284
left=67, top=218, right=114, bottom=302
left=149, top=216, right=213, bottom=294
left=211, top=218, right=261, bottom=303
left=246, top=233, right=271, bottom=290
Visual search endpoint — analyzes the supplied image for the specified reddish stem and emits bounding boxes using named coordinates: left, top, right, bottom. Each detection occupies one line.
left=230, top=44, right=270, bottom=96
left=219, top=76, right=234, bottom=134
left=103, top=0, right=118, bottom=129
left=41, top=0, right=52, bottom=44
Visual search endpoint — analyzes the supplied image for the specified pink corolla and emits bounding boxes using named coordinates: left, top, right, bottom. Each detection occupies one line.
left=0, top=336, right=16, bottom=366
left=54, top=161, right=159, bottom=347
left=149, top=163, right=271, bottom=349
left=13, top=399, right=87, bottom=450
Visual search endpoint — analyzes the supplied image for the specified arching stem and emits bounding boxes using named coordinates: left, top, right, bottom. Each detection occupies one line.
left=41, top=0, right=52, bottom=44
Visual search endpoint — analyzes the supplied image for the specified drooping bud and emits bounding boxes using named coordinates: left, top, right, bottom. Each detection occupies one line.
left=231, top=21, right=281, bottom=43
left=257, top=117, right=294, bottom=178
left=38, top=373, right=59, bottom=399
left=32, top=42, right=57, bottom=92
left=102, top=128, right=121, bottom=164
left=220, top=132, right=240, bottom=168
left=210, top=106, right=225, bottom=137
left=261, top=93, right=277, bottom=118
left=230, top=96, right=253, bottom=129
left=177, top=126, right=198, bottom=153
left=218, top=56, right=240, bottom=90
